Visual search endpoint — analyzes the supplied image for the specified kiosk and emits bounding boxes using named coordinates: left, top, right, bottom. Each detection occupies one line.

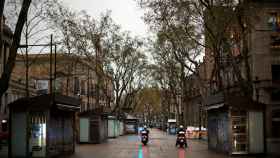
left=167, top=119, right=177, bottom=135
left=9, top=94, right=80, bottom=158
left=107, top=116, right=118, bottom=138
left=125, top=115, right=138, bottom=134
left=79, top=110, right=108, bottom=144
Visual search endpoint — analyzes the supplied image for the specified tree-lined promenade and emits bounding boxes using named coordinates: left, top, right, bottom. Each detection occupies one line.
left=1, top=0, right=280, bottom=157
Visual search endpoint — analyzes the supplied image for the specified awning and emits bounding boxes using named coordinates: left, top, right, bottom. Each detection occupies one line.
left=168, top=119, right=176, bottom=123
left=205, top=103, right=225, bottom=110
left=57, top=103, right=80, bottom=111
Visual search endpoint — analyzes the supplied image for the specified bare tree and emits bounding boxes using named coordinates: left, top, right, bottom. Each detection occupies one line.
left=5, top=0, right=54, bottom=97
left=138, top=0, right=257, bottom=109
left=108, top=33, right=147, bottom=114
left=46, top=2, right=148, bottom=114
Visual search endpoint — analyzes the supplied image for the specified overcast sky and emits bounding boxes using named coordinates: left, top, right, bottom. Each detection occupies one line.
left=63, top=0, right=149, bottom=37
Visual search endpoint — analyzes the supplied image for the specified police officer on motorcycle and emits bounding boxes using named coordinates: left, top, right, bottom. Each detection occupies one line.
left=141, top=125, right=149, bottom=135
left=140, top=125, right=150, bottom=145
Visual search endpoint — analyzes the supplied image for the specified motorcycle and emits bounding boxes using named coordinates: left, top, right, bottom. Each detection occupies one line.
left=176, top=131, right=187, bottom=148
left=141, top=130, right=149, bottom=145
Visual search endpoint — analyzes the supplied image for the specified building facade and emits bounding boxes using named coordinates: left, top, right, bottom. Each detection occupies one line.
left=13, top=54, right=114, bottom=113
left=251, top=1, right=280, bottom=154
left=183, top=62, right=208, bottom=131
left=198, top=1, right=280, bottom=155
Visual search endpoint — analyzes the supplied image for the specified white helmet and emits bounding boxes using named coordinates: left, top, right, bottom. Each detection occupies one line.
left=179, top=125, right=184, bottom=129
left=143, top=125, right=147, bottom=129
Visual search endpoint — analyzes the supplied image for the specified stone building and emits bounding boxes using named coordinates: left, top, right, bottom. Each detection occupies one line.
left=200, top=1, right=280, bottom=156
left=250, top=1, right=280, bottom=155
left=183, top=62, right=208, bottom=130
left=13, top=53, right=114, bottom=113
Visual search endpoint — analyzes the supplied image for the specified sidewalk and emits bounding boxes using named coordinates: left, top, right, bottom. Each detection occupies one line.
left=159, top=128, right=279, bottom=158
left=186, top=138, right=279, bottom=158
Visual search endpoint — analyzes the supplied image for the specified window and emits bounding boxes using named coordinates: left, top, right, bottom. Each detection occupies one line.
left=271, top=89, right=280, bottom=101
left=74, top=77, right=80, bottom=95
left=231, top=110, right=248, bottom=153
left=54, top=78, right=62, bottom=93
left=81, top=81, right=86, bottom=95
left=268, top=12, right=280, bottom=49
left=272, top=111, right=280, bottom=138
left=272, top=65, right=280, bottom=82
left=89, top=83, right=95, bottom=96
left=271, top=65, right=280, bottom=101
left=268, top=12, right=280, bottom=32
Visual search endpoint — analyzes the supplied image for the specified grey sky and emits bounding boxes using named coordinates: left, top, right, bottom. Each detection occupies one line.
left=63, top=0, right=149, bottom=37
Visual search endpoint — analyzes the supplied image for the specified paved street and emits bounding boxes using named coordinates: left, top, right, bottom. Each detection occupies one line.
left=67, top=129, right=273, bottom=158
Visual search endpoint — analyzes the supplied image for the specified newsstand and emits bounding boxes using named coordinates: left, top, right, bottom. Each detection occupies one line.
left=8, top=94, right=80, bottom=158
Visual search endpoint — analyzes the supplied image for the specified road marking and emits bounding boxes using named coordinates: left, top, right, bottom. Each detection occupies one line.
left=143, top=145, right=148, bottom=158
left=128, top=135, right=138, bottom=142
left=178, top=148, right=185, bottom=158
left=138, top=144, right=143, bottom=158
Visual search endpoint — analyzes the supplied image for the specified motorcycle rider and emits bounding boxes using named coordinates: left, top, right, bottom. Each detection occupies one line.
left=141, top=125, right=149, bottom=135
left=140, top=125, right=150, bottom=144
left=175, top=125, right=187, bottom=147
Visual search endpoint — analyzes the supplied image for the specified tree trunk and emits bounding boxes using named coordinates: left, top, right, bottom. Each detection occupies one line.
left=0, top=0, right=32, bottom=105
left=25, top=18, right=29, bottom=97
left=0, top=0, right=5, bottom=108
